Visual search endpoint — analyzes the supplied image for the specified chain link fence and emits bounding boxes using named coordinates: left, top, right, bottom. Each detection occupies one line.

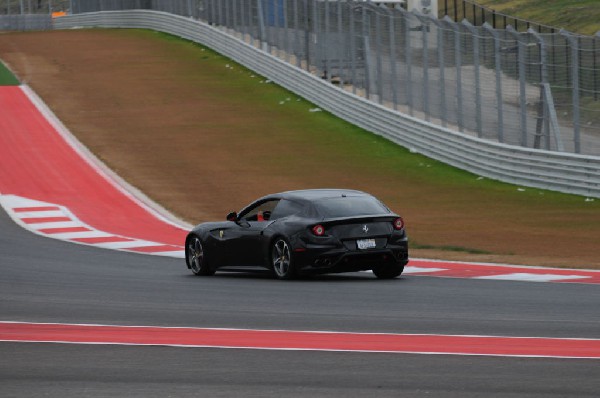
left=0, top=1, right=68, bottom=29
left=0, top=0, right=69, bottom=14
left=204, top=0, right=599, bottom=155
left=5, top=0, right=600, bottom=156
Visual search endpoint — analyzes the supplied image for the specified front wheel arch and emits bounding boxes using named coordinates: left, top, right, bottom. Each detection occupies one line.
left=186, top=234, right=215, bottom=276
left=185, top=234, right=193, bottom=269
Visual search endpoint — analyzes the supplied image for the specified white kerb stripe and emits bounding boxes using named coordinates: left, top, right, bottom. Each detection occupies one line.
left=92, top=240, right=164, bottom=249
left=51, top=231, right=115, bottom=240
left=475, top=273, right=590, bottom=282
left=403, top=266, right=447, bottom=274
left=25, top=221, right=81, bottom=230
left=146, top=250, right=185, bottom=258
left=14, top=210, right=67, bottom=218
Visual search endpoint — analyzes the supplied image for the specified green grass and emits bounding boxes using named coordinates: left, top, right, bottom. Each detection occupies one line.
left=473, top=0, right=600, bottom=35
left=0, top=60, right=19, bottom=85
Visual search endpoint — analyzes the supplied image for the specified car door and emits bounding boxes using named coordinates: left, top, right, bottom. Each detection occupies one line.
left=229, top=199, right=280, bottom=266
left=207, top=221, right=244, bottom=267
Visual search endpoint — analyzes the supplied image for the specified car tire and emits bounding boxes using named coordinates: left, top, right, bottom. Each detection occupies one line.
left=372, top=263, right=404, bottom=279
left=187, top=235, right=215, bottom=276
left=271, top=238, right=295, bottom=280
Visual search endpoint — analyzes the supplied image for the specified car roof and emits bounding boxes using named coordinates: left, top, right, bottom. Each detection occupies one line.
left=274, top=189, right=370, bottom=201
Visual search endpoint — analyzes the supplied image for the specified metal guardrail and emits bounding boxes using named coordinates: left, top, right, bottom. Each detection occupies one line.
left=52, top=10, right=600, bottom=198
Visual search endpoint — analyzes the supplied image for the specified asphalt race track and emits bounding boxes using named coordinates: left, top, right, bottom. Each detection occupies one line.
left=2, top=206, right=600, bottom=397
left=1, top=79, right=599, bottom=396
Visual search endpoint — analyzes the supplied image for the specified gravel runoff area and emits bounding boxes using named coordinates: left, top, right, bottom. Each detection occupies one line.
left=1, top=29, right=599, bottom=269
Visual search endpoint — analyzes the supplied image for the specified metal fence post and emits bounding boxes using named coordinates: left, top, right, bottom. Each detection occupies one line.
left=224, top=0, right=230, bottom=30
left=507, top=25, right=527, bottom=148
left=404, top=11, right=413, bottom=116
left=294, top=0, right=301, bottom=68
left=530, top=29, right=548, bottom=150
left=450, top=17, right=463, bottom=132
left=337, top=0, right=344, bottom=87
left=417, top=13, right=430, bottom=122
left=245, top=0, right=252, bottom=43
left=209, top=0, right=216, bottom=25
left=386, top=7, right=398, bottom=111
left=312, top=0, right=318, bottom=73
left=233, top=0, right=238, bottom=33
left=462, top=20, right=482, bottom=136
left=433, top=16, right=447, bottom=127
left=375, top=6, right=383, bottom=104
left=283, top=0, right=290, bottom=63
left=561, top=30, right=581, bottom=154
left=594, top=34, right=599, bottom=102
left=349, top=1, right=357, bottom=95
left=323, top=0, right=330, bottom=82
left=362, top=4, right=370, bottom=100
left=304, top=0, right=312, bottom=73
left=257, top=0, right=268, bottom=52
left=482, top=22, right=503, bottom=143
left=240, top=0, right=247, bottom=40
left=595, top=32, right=600, bottom=101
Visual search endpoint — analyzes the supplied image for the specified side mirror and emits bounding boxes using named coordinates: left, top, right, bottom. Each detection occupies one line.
left=226, top=211, right=238, bottom=222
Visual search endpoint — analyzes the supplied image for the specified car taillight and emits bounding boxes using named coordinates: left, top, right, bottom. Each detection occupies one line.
left=393, top=217, right=404, bottom=230
left=312, top=224, right=325, bottom=236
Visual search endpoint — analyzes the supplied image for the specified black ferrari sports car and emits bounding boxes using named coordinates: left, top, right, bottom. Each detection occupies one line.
left=185, top=189, right=408, bottom=279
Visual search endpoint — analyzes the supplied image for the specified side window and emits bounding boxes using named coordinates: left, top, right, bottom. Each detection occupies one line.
left=270, top=199, right=304, bottom=220
left=240, top=199, right=280, bottom=222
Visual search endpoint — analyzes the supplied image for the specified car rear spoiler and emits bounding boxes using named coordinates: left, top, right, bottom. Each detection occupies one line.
left=320, top=214, right=400, bottom=226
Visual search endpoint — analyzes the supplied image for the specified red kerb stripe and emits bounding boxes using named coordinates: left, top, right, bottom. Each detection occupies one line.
left=13, top=206, right=61, bottom=212
left=39, top=227, right=92, bottom=234
left=21, top=217, right=71, bottom=224
left=127, top=245, right=183, bottom=253
left=72, top=236, right=133, bottom=244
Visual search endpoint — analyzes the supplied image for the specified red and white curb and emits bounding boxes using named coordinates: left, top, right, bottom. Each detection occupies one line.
left=0, top=194, right=184, bottom=258
left=405, top=259, right=600, bottom=285
left=1, top=321, right=599, bottom=359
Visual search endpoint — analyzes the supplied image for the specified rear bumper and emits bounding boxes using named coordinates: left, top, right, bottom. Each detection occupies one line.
left=293, top=242, right=408, bottom=274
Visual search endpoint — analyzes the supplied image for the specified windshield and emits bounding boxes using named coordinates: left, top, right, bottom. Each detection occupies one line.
left=313, top=196, right=390, bottom=218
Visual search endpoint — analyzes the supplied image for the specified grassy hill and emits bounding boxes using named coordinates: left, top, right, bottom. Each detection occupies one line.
left=473, top=0, right=600, bottom=35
